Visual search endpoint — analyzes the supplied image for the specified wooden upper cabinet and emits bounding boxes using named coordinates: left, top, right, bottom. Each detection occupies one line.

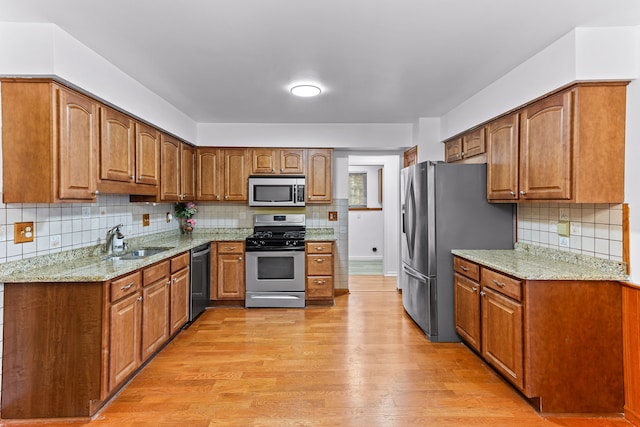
left=280, top=149, right=305, bottom=174
left=306, top=148, right=332, bottom=203
left=487, top=114, right=519, bottom=201
left=160, top=134, right=181, bottom=201
left=250, top=148, right=305, bottom=174
left=180, top=143, right=196, bottom=200
left=462, top=128, right=486, bottom=158
left=135, top=122, right=160, bottom=186
left=196, top=148, right=223, bottom=201
left=519, top=90, right=572, bottom=201
left=0, top=81, right=100, bottom=203
left=56, top=86, right=100, bottom=201
left=223, top=148, right=249, bottom=201
left=100, top=106, right=135, bottom=183
left=404, top=146, right=418, bottom=167
left=486, top=83, right=627, bottom=203
left=251, top=148, right=278, bottom=174
left=445, top=138, right=463, bottom=163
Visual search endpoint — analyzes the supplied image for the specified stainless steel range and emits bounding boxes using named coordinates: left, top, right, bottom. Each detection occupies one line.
left=245, top=214, right=306, bottom=308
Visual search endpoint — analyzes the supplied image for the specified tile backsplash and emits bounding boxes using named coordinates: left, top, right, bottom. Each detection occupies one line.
left=517, top=203, right=623, bottom=262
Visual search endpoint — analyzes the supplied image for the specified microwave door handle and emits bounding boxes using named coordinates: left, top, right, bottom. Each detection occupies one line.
left=293, top=185, right=297, bottom=202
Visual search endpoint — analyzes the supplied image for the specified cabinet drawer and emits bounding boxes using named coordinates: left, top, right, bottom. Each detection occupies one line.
left=481, top=268, right=522, bottom=301
left=306, top=242, right=333, bottom=254
left=111, top=271, right=142, bottom=302
left=218, top=242, right=244, bottom=254
left=143, top=260, right=170, bottom=286
left=306, top=276, right=334, bottom=298
left=454, top=257, right=480, bottom=281
left=171, top=252, right=190, bottom=273
left=307, top=254, right=333, bottom=276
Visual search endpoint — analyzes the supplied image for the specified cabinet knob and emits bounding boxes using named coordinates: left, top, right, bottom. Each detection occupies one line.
left=315, top=280, right=325, bottom=285
left=130, top=175, right=135, bottom=180
left=167, top=280, right=172, bottom=286
left=216, top=195, right=220, bottom=200
left=315, top=258, right=325, bottom=263
left=173, top=277, right=177, bottom=283
left=138, top=175, right=143, bottom=180
left=479, top=291, right=486, bottom=297
left=519, top=190, right=526, bottom=196
left=93, top=190, right=100, bottom=195
left=509, top=191, right=516, bottom=197
left=461, top=152, right=465, bottom=157
left=225, top=195, right=229, bottom=200
left=137, top=296, right=143, bottom=302
left=472, top=287, right=477, bottom=292
left=238, top=257, right=243, bottom=261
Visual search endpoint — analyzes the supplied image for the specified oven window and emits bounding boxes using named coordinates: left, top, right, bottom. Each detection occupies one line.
left=257, top=256, right=295, bottom=280
left=254, top=185, right=292, bottom=202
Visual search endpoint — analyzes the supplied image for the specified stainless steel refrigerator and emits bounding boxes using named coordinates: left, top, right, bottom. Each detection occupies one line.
left=400, top=161, right=515, bottom=342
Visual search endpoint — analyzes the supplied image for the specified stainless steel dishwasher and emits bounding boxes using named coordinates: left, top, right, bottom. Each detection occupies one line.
left=190, top=243, right=211, bottom=321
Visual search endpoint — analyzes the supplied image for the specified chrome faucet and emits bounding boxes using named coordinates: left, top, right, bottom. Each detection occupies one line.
left=105, top=224, right=125, bottom=254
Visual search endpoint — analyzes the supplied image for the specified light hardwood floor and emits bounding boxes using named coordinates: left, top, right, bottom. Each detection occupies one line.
left=3, top=276, right=631, bottom=426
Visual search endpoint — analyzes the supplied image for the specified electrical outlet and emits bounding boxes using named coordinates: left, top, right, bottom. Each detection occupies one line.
left=328, top=211, right=338, bottom=221
left=50, top=234, right=61, bottom=248
left=142, top=213, right=150, bottom=227
left=559, top=236, right=570, bottom=247
left=82, top=207, right=91, bottom=219
left=14, top=222, right=34, bottom=243
left=557, top=221, right=570, bottom=237
left=165, top=212, right=172, bottom=223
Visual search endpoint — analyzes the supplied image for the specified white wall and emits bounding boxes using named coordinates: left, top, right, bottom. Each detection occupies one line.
left=0, top=23, right=197, bottom=142
left=197, top=122, right=413, bottom=149
left=348, top=165, right=383, bottom=259
left=412, top=117, right=442, bottom=161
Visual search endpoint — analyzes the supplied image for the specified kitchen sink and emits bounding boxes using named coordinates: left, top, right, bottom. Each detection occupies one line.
left=104, top=247, right=172, bottom=261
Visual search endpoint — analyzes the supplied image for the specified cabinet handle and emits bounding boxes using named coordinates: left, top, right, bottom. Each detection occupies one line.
left=455, top=153, right=461, bottom=158
left=315, top=247, right=324, bottom=251
left=225, top=195, right=229, bottom=200
left=461, top=152, right=465, bottom=157
left=224, top=246, right=236, bottom=251
left=167, top=280, right=172, bottom=286
left=509, top=191, right=516, bottom=197
left=130, top=175, right=135, bottom=180
left=471, top=286, right=477, bottom=292
left=137, top=296, right=143, bottom=302
left=280, top=167, right=284, bottom=172
left=460, top=266, right=469, bottom=272
left=93, top=190, right=100, bottom=195
left=138, top=175, right=143, bottom=180
left=238, top=256, right=243, bottom=261
left=314, top=280, right=325, bottom=285
left=315, top=258, right=325, bottom=263
left=519, top=190, right=526, bottom=196
left=492, top=279, right=506, bottom=288
left=173, top=277, right=177, bottom=283
left=121, top=281, right=135, bottom=291
left=272, top=167, right=275, bottom=172
left=216, top=195, right=220, bottom=200
left=479, top=291, right=486, bottom=296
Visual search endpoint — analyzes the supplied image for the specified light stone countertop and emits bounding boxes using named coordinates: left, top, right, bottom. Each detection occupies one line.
left=0, top=227, right=336, bottom=284
left=452, top=243, right=628, bottom=281
left=305, top=228, right=336, bottom=241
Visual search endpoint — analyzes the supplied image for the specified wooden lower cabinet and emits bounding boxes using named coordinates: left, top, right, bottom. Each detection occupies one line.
left=623, top=284, right=640, bottom=425
left=1, top=252, right=192, bottom=420
left=453, top=255, right=623, bottom=414
left=212, top=241, right=245, bottom=302
left=305, top=241, right=334, bottom=303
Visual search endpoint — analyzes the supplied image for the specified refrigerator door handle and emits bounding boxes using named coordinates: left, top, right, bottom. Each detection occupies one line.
left=401, top=204, right=406, bottom=234
left=402, top=264, right=428, bottom=282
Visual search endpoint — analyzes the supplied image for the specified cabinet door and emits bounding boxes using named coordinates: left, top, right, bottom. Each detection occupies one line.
left=519, top=90, right=572, bottom=200
left=487, top=114, right=519, bottom=201
left=251, top=148, right=277, bottom=174
left=160, top=134, right=181, bottom=201
left=100, top=106, right=134, bottom=183
left=481, top=287, right=524, bottom=390
left=462, top=128, right=486, bottom=158
left=404, top=146, right=418, bottom=167
left=169, top=267, right=190, bottom=336
left=454, top=273, right=481, bottom=352
left=445, top=138, right=462, bottom=163
left=135, top=122, right=160, bottom=186
left=56, top=86, right=99, bottom=200
left=223, top=148, right=249, bottom=201
left=109, top=292, right=141, bottom=391
left=217, top=253, right=245, bottom=299
left=197, top=148, right=222, bottom=201
left=279, top=149, right=305, bottom=174
left=141, top=279, right=170, bottom=361
left=307, top=149, right=332, bottom=203
left=181, top=143, right=196, bottom=200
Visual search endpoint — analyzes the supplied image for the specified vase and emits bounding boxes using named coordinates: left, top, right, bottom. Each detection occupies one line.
left=180, top=218, right=193, bottom=235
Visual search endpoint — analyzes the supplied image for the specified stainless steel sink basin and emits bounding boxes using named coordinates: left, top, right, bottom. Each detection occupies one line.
left=105, top=247, right=172, bottom=261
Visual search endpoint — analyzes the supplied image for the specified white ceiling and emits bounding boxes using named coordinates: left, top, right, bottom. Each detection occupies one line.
left=2, top=0, right=640, bottom=124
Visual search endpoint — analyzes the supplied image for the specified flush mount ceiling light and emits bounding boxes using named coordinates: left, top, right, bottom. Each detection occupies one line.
left=290, top=84, right=322, bottom=97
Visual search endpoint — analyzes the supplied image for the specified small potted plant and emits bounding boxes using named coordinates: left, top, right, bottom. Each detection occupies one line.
left=174, top=202, right=197, bottom=234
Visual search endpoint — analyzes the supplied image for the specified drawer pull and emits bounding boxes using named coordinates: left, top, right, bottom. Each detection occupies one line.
left=121, top=281, right=135, bottom=291
left=460, top=266, right=469, bottom=272
left=314, top=280, right=326, bottom=285
left=471, top=287, right=477, bottom=292
left=315, top=258, right=325, bottom=263
left=315, top=247, right=325, bottom=251
left=224, top=246, right=236, bottom=251
left=492, top=279, right=507, bottom=288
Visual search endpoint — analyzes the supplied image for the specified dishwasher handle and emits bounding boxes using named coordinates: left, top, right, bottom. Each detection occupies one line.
left=191, top=246, right=211, bottom=258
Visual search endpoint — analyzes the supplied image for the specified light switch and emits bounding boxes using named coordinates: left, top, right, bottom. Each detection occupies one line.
left=142, top=213, right=150, bottom=227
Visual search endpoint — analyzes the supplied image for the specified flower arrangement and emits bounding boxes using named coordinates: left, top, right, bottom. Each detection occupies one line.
left=175, top=202, right=197, bottom=234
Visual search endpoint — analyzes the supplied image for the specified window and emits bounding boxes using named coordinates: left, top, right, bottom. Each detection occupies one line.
left=349, top=173, right=367, bottom=207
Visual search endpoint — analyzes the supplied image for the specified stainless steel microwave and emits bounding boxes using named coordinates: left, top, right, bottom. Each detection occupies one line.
left=248, top=176, right=306, bottom=207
